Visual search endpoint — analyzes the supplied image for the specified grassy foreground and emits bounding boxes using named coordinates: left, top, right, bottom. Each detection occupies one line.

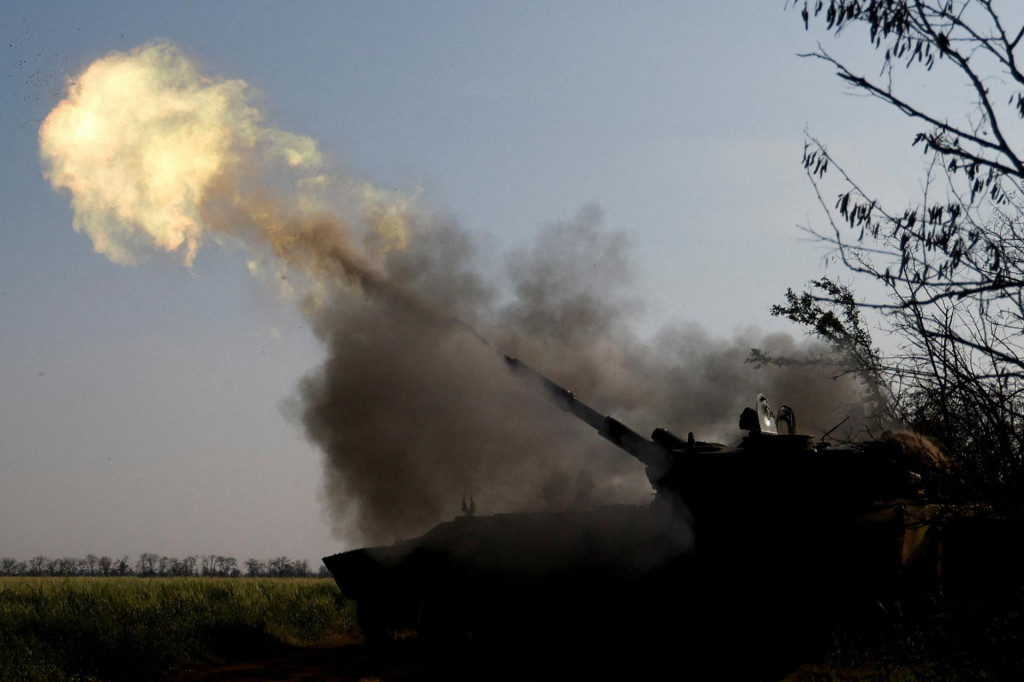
left=0, top=577, right=356, bottom=681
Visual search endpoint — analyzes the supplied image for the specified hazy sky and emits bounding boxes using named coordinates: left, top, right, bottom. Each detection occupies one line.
left=1, top=2, right=929, bottom=563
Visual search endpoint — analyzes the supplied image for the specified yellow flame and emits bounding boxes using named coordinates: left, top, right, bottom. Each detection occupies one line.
left=40, top=40, right=420, bottom=315
left=39, top=41, right=322, bottom=266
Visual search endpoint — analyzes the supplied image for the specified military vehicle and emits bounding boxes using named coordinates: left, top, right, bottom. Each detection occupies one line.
left=322, top=341, right=1007, bottom=666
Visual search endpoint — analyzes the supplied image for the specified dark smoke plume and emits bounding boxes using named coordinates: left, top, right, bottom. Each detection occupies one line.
left=298, top=205, right=869, bottom=546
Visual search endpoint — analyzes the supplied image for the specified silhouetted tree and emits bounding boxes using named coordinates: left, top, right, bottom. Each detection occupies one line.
left=783, top=0, right=1024, bottom=499
left=1, top=558, right=25, bottom=575
left=245, top=558, right=265, bottom=577
left=114, top=556, right=131, bottom=576
left=217, top=556, right=238, bottom=577
left=267, top=556, right=290, bottom=577
left=27, top=556, right=46, bottom=576
left=136, top=553, right=158, bottom=576
left=179, top=555, right=198, bottom=576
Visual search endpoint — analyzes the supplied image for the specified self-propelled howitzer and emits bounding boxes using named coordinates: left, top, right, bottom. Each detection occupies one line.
left=323, top=338, right=982, bottom=666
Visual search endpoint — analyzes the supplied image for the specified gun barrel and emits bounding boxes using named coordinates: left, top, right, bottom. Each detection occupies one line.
left=503, top=355, right=665, bottom=467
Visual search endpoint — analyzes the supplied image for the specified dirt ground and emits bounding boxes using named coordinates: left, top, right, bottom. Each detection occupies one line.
left=166, top=636, right=461, bottom=682
left=165, top=631, right=804, bottom=682
left=163, top=634, right=583, bottom=682
left=163, top=634, right=813, bottom=682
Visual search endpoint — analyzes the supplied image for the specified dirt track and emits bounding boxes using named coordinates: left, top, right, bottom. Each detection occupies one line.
left=164, top=634, right=738, bottom=682
left=167, top=636, right=600, bottom=682
left=163, top=635, right=827, bottom=682
left=169, top=638, right=456, bottom=682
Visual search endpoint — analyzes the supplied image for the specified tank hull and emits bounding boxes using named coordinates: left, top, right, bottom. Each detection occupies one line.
left=323, top=490, right=911, bottom=647
left=324, top=506, right=694, bottom=641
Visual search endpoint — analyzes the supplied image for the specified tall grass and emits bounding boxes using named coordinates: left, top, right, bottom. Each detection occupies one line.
left=0, top=577, right=356, bottom=681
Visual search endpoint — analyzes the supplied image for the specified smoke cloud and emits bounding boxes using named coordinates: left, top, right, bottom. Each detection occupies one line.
left=41, top=42, right=871, bottom=547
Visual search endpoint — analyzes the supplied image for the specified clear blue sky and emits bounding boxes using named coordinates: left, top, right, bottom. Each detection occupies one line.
left=1, top=2, right=922, bottom=562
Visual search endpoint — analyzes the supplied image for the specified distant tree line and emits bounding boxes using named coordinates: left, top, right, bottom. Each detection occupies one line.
left=0, top=554, right=330, bottom=578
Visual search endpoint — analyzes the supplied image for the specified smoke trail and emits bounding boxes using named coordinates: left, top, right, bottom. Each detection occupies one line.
left=41, top=42, right=871, bottom=547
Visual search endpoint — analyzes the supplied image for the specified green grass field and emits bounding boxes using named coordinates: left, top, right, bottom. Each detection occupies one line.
left=0, top=577, right=356, bottom=681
